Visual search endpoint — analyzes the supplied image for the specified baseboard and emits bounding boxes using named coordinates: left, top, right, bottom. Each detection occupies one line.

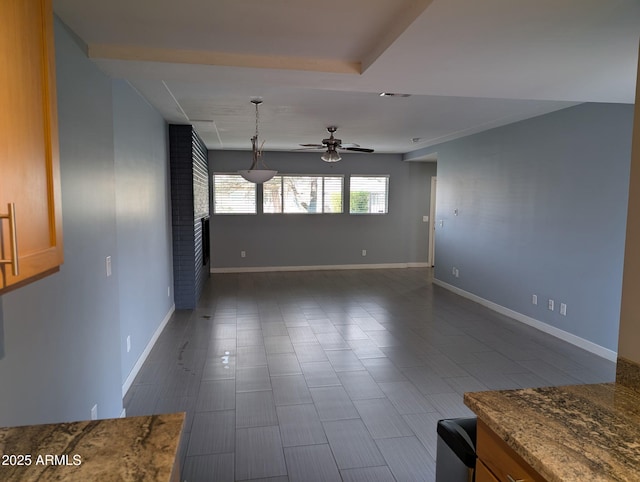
left=211, top=262, right=431, bottom=273
left=432, top=279, right=617, bottom=362
left=121, top=304, right=176, bottom=398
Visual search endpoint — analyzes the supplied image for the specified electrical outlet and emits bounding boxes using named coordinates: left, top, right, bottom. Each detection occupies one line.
left=560, top=303, right=567, bottom=316
left=362, top=249, right=367, bottom=256
left=91, top=404, right=98, bottom=421
left=241, top=250, right=246, bottom=258
left=548, top=299, right=555, bottom=311
left=105, top=256, right=112, bottom=277
left=452, top=267, right=456, bottom=276
left=422, top=215, right=429, bottom=222
left=454, top=268, right=459, bottom=278
left=532, top=294, right=538, bottom=305
left=126, top=335, right=131, bottom=353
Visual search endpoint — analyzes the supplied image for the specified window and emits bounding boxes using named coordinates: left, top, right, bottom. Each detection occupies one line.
left=264, top=175, right=343, bottom=214
left=213, top=174, right=256, bottom=214
left=349, top=175, right=389, bottom=214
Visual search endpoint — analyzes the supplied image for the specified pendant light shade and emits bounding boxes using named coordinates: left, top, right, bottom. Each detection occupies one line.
left=238, top=168, right=277, bottom=184
left=238, top=99, right=277, bottom=183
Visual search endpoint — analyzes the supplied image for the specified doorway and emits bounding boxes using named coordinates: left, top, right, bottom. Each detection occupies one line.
left=428, top=176, right=437, bottom=267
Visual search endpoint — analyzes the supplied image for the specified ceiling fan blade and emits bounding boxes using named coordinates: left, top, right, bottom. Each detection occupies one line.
left=340, top=143, right=360, bottom=148
left=294, top=147, right=324, bottom=151
left=299, top=143, right=325, bottom=148
left=344, top=147, right=374, bottom=153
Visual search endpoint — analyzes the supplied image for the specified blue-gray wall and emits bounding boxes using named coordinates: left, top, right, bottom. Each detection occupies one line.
left=0, top=18, right=173, bottom=426
left=209, top=151, right=436, bottom=269
left=113, top=81, right=174, bottom=386
left=427, top=103, right=633, bottom=353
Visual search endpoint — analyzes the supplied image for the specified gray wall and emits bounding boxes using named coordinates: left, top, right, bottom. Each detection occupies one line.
left=209, top=151, right=436, bottom=269
left=113, top=81, right=174, bottom=386
left=426, top=103, right=633, bottom=353
left=0, top=18, right=173, bottom=426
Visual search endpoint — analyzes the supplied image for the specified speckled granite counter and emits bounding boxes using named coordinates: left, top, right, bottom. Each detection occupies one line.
left=465, top=383, right=640, bottom=481
left=0, top=412, right=185, bottom=482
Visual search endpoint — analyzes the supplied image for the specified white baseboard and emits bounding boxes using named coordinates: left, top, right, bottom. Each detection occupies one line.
left=211, top=262, right=431, bottom=273
left=432, top=279, right=617, bottom=362
left=121, top=304, right=176, bottom=398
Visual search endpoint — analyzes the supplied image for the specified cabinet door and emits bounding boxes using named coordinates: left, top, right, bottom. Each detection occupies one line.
left=477, top=420, right=547, bottom=482
left=476, top=460, right=500, bottom=482
left=0, top=0, right=63, bottom=293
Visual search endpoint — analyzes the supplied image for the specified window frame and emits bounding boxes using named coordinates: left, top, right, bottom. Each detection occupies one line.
left=212, top=172, right=258, bottom=215
left=348, top=174, right=390, bottom=215
left=263, top=173, right=344, bottom=215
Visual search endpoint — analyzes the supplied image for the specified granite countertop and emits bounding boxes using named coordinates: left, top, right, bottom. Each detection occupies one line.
left=0, top=412, right=185, bottom=482
left=464, top=383, right=640, bottom=482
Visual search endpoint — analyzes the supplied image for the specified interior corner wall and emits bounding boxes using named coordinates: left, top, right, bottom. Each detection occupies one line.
left=113, top=80, right=173, bottom=387
left=209, top=151, right=436, bottom=269
left=0, top=17, right=123, bottom=426
left=170, top=125, right=210, bottom=308
left=432, top=103, right=634, bottom=353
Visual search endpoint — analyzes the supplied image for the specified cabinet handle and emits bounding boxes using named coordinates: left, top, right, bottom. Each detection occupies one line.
left=0, top=203, right=19, bottom=276
left=507, top=475, right=524, bottom=482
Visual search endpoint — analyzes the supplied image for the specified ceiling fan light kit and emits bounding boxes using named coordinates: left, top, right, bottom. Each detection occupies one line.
left=238, top=99, right=277, bottom=184
left=321, top=149, right=342, bottom=162
left=300, top=126, right=374, bottom=162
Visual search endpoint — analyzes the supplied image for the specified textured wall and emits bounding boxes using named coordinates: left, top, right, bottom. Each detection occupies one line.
left=170, top=125, right=210, bottom=308
left=209, top=151, right=436, bottom=269
left=113, top=80, right=173, bottom=387
left=431, top=103, right=633, bottom=353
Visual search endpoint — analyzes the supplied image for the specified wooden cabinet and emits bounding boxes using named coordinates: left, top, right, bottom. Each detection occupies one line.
left=0, top=0, right=63, bottom=293
left=476, top=419, right=547, bottom=482
left=476, top=460, right=500, bottom=482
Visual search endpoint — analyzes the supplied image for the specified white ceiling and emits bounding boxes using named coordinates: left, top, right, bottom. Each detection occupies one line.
left=53, top=0, right=640, bottom=155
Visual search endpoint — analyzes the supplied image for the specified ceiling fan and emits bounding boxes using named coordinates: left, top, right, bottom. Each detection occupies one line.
left=299, top=126, right=374, bottom=162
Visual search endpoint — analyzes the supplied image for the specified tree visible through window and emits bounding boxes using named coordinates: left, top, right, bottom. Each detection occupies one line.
left=349, top=176, right=389, bottom=214
left=264, top=175, right=343, bottom=214
left=213, top=174, right=256, bottom=214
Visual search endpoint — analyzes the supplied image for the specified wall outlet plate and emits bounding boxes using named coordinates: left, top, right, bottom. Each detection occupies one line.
left=548, top=299, right=555, bottom=311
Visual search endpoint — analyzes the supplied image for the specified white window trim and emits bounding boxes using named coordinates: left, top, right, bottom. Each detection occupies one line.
left=212, top=172, right=257, bottom=215
left=349, top=174, right=389, bottom=215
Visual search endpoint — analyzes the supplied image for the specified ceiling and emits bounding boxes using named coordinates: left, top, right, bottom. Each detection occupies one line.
left=53, top=0, right=640, bottom=156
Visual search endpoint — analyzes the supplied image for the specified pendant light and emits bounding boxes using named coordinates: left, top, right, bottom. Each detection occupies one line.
left=238, top=99, right=277, bottom=183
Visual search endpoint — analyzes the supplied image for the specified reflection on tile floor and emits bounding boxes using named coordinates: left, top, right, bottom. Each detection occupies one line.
left=124, top=268, right=615, bottom=481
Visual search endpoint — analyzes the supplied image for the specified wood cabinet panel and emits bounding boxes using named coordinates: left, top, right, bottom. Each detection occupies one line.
left=0, top=0, right=63, bottom=292
left=476, top=460, right=500, bottom=482
left=477, top=419, right=547, bottom=482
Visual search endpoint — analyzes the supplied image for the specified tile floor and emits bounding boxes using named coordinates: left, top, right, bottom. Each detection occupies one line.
left=124, top=268, right=616, bottom=481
